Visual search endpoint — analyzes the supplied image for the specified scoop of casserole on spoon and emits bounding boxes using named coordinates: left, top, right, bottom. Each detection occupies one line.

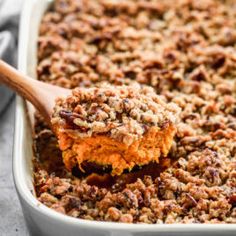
left=52, top=83, right=180, bottom=176
left=0, top=59, right=180, bottom=176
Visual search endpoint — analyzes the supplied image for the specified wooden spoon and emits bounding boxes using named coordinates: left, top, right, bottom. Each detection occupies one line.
left=0, top=59, right=71, bottom=126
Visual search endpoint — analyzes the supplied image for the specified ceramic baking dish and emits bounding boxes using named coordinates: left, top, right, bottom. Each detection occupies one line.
left=13, top=0, right=236, bottom=235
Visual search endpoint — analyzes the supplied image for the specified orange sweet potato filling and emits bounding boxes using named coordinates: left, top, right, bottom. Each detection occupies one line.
left=56, top=122, right=176, bottom=175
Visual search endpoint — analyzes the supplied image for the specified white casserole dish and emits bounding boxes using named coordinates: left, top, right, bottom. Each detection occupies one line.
left=13, top=0, right=236, bottom=235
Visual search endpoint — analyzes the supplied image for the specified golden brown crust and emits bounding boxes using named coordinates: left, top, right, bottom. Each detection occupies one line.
left=52, top=84, right=179, bottom=145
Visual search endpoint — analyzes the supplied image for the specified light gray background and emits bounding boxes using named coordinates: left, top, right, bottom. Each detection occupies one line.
left=0, top=99, right=29, bottom=235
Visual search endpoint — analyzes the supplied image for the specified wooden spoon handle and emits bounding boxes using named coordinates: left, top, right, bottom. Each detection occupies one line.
left=0, top=59, right=71, bottom=126
left=0, top=60, right=39, bottom=101
left=0, top=59, right=52, bottom=124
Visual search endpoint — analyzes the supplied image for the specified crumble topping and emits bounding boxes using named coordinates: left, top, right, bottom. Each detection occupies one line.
left=52, top=84, right=180, bottom=145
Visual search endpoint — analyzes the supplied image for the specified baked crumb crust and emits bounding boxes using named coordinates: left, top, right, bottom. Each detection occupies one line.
left=52, top=84, right=179, bottom=144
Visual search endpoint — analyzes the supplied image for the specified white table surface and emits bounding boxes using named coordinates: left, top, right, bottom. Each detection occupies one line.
left=0, top=98, right=29, bottom=236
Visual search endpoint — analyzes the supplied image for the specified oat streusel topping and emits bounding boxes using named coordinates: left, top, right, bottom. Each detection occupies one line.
left=35, top=0, right=236, bottom=224
left=52, top=84, right=179, bottom=145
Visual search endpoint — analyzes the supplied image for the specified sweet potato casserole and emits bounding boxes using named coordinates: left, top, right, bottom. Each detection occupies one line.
left=34, top=0, right=236, bottom=223
left=52, top=84, right=179, bottom=175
